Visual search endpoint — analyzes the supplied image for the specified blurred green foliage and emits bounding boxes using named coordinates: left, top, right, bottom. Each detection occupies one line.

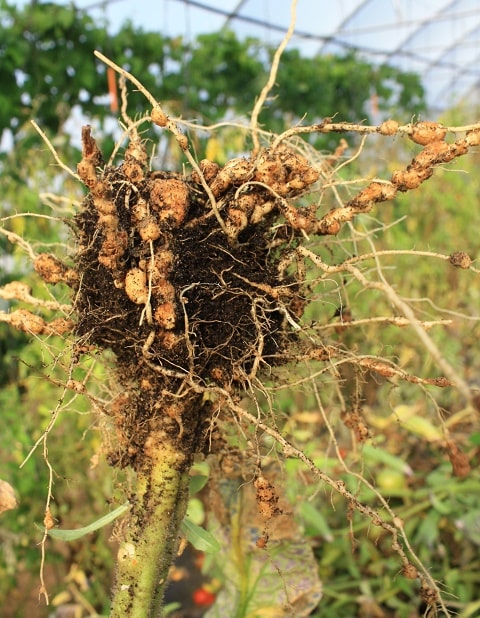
left=0, top=339, right=118, bottom=615
left=279, top=422, right=480, bottom=617
left=0, top=0, right=425, bottom=150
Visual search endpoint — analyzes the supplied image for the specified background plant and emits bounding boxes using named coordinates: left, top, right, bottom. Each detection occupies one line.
left=0, top=0, right=425, bottom=149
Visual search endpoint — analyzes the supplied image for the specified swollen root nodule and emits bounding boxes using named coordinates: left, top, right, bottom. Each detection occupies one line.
left=61, top=126, right=319, bottom=468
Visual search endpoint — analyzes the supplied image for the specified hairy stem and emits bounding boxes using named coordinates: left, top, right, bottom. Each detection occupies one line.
left=110, top=437, right=191, bottom=618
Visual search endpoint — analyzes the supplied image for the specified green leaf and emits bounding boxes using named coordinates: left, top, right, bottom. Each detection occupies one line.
left=47, top=502, right=130, bottom=541
left=429, top=492, right=452, bottom=515
left=456, top=510, right=480, bottom=546
left=189, top=474, right=208, bottom=495
left=469, top=432, right=480, bottom=446
left=300, top=501, right=334, bottom=541
left=415, top=510, right=440, bottom=547
left=163, top=602, right=182, bottom=615
left=186, top=497, right=205, bottom=526
left=362, top=443, right=413, bottom=476
left=459, top=599, right=480, bottom=618
left=181, top=518, right=220, bottom=553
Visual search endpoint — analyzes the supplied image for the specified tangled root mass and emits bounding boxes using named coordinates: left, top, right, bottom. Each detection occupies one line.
left=69, top=127, right=318, bottom=467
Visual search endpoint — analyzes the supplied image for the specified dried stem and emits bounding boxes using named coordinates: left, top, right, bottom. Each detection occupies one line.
left=298, top=246, right=472, bottom=403
left=192, top=380, right=450, bottom=615
left=316, top=316, right=452, bottom=331
left=272, top=118, right=480, bottom=149
left=31, top=120, right=80, bottom=181
left=251, top=0, right=298, bottom=155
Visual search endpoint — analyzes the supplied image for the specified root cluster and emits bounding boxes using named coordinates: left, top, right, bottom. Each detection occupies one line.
left=67, top=126, right=319, bottom=467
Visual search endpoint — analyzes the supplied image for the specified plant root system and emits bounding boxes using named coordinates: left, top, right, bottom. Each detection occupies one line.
left=57, top=125, right=320, bottom=614
left=71, top=126, right=319, bottom=470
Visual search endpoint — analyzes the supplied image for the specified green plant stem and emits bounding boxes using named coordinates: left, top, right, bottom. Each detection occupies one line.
left=110, top=437, right=191, bottom=618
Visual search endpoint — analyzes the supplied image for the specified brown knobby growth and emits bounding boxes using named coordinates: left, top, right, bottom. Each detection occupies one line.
left=446, top=440, right=471, bottom=478
left=70, top=125, right=320, bottom=471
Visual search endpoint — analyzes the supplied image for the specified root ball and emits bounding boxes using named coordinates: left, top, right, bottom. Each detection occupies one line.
left=379, top=120, right=399, bottom=136
left=73, top=127, right=312, bottom=464
left=154, top=302, right=176, bottom=329
left=148, top=178, right=190, bottom=228
left=125, top=268, right=148, bottom=305
left=449, top=251, right=472, bottom=269
left=410, top=121, right=447, bottom=145
left=9, top=309, right=46, bottom=335
left=34, top=253, right=77, bottom=286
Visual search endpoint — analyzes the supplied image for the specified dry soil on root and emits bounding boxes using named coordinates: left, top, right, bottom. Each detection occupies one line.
left=72, top=129, right=318, bottom=467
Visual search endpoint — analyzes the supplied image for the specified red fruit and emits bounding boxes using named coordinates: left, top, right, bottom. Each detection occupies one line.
left=192, top=587, right=216, bottom=606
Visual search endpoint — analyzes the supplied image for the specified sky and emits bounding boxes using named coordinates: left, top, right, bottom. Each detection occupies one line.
left=16, top=0, right=362, bottom=43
